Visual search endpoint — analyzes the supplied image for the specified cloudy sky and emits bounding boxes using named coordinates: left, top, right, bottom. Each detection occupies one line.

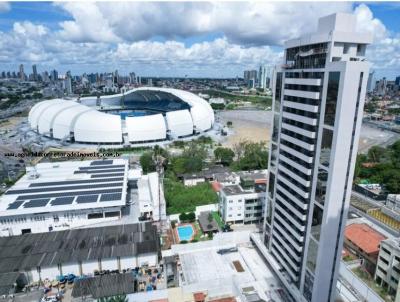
left=0, top=1, right=399, bottom=79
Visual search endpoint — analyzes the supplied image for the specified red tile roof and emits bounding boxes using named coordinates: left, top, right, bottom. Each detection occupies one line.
left=211, top=181, right=222, bottom=192
left=344, top=223, right=386, bottom=254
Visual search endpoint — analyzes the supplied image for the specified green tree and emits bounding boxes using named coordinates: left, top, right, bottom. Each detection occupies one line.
left=140, top=152, right=156, bottom=174
left=214, top=147, right=235, bottom=166
left=232, top=141, right=269, bottom=170
left=367, top=146, right=386, bottom=162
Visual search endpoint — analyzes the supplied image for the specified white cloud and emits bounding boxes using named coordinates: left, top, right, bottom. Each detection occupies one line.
left=0, top=2, right=10, bottom=13
left=54, top=2, right=354, bottom=46
left=0, top=3, right=399, bottom=78
left=55, top=2, right=121, bottom=43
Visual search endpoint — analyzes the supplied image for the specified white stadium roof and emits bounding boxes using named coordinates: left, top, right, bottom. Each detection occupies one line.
left=28, top=87, right=214, bottom=144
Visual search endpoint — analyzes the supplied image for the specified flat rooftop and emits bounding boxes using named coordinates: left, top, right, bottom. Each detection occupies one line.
left=221, top=185, right=244, bottom=195
left=0, top=159, right=128, bottom=217
left=0, top=222, right=159, bottom=275
left=173, top=231, right=283, bottom=302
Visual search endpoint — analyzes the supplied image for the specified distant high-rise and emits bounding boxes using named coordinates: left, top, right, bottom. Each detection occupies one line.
left=264, top=13, right=372, bottom=302
left=244, top=69, right=257, bottom=88
left=395, top=76, right=400, bottom=87
left=19, top=64, right=25, bottom=81
left=64, top=71, right=72, bottom=95
left=258, top=65, right=268, bottom=89
left=367, top=71, right=374, bottom=92
left=129, top=72, right=136, bottom=84
left=32, top=64, right=38, bottom=82
left=50, top=69, right=58, bottom=82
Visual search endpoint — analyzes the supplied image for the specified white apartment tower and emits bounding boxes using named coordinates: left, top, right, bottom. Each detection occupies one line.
left=263, top=13, right=372, bottom=302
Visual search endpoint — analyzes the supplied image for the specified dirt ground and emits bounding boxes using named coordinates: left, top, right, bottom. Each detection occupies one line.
left=217, top=110, right=400, bottom=152
left=217, top=110, right=272, bottom=147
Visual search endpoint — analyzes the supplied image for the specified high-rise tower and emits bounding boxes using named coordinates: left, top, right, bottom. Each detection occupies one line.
left=263, top=13, right=372, bottom=302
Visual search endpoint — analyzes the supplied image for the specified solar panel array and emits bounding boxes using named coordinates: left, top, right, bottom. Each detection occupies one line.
left=5, top=160, right=126, bottom=211
left=76, top=195, right=98, bottom=204
left=24, top=199, right=50, bottom=208
left=100, top=193, right=122, bottom=202
left=90, top=160, right=113, bottom=165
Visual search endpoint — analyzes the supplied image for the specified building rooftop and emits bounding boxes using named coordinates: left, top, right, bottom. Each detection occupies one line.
left=0, top=222, right=159, bottom=275
left=0, top=159, right=128, bottom=217
left=198, top=211, right=220, bottom=233
left=285, top=13, right=373, bottom=48
left=221, top=185, right=243, bottom=196
left=344, top=223, right=387, bottom=254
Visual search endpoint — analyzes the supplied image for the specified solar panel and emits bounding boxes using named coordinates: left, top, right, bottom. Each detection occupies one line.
left=91, top=160, right=113, bottom=166
left=79, top=165, right=125, bottom=170
left=24, top=199, right=50, bottom=208
left=7, top=200, right=24, bottom=210
left=100, top=193, right=122, bottom=202
left=76, top=195, right=98, bottom=203
left=91, top=173, right=124, bottom=178
left=51, top=196, right=75, bottom=206
left=29, top=177, right=124, bottom=187
left=16, top=188, right=122, bottom=201
left=7, top=182, right=123, bottom=195
left=74, top=169, right=125, bottom=174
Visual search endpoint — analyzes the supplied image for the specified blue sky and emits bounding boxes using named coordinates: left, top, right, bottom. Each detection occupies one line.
left=0, top=2, right=399, bottom=79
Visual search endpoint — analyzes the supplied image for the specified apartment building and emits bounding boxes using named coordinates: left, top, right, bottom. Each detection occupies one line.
left=263, top=13, right=372, bottom=302
left=375, top=238, right=400, bottom=301
left=218, top=170, right=267, bottom=224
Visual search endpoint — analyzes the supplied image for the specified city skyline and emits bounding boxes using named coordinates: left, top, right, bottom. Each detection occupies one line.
left=0, top=2, right=399, bottom=79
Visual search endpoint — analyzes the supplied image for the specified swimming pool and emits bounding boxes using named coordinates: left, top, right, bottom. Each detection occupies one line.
left=177, top=225, right=194, bottom=241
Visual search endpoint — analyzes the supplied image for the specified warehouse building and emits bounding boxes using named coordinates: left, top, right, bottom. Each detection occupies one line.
left=0, top=159, right=128, bottom=236
left=0, top=222, right=159, bottom=284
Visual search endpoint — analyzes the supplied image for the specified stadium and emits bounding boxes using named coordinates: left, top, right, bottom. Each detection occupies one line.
left=28, top=87, right=215, bottom=145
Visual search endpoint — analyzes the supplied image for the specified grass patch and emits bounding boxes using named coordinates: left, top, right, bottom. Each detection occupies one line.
left=164, top=179, right=218, bottom=214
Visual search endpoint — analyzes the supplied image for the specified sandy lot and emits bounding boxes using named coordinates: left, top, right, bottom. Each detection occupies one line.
left=217, top=110, right=272, bottom=148
left=217, top=110, right=400, bottom=152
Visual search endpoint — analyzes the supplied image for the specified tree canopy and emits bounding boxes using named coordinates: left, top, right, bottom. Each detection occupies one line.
left=355, top=140, right=400, bottom=194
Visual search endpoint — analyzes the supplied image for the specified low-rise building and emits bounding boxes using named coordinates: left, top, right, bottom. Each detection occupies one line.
left=344, top=223, right=387, bottom=274
left=218, top=170, right=267, bottom=225
left=0, top=159, right=128, bottom=236
left=375, top=237, right=400, bottom=300
left=138, top=172, right=161, bottom=221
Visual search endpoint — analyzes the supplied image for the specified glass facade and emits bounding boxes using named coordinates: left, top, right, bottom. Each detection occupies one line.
left=315, top=169, right=328, bottom=205
left=272, top=114, right=280, bottom=142
left=306, top=237, right=319, bottom=272
left=319, top=128, right=333, bottom=167
left=274, top=72, right=283, bottom=113
left=311, top=205, right=324, bottom=241
left=268, top=172, right=275, bottom=199
left=324, top=72, right=341, bottom=126
left=270, top=143, right=278, bottom=169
